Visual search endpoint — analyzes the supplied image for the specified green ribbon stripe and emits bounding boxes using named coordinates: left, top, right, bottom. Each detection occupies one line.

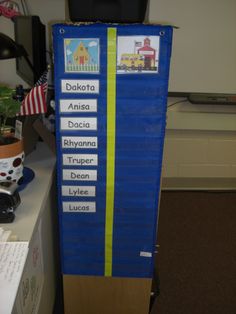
left=105, top=28, right=117, bottom=277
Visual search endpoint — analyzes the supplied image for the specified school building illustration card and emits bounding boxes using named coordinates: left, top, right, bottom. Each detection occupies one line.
left=117, top=35, right=160, bottom=74
left=64, top=38, right=100, bottom=73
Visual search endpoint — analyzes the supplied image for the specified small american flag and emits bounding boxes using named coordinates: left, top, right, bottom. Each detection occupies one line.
left=19, top=69, right=48, bottom=116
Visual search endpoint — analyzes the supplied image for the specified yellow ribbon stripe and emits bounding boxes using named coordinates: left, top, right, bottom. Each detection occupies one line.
left=105, top=28, right=117, bottom=277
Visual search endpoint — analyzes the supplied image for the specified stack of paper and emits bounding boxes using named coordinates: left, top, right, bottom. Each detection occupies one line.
left=0, top=227, right=12, bottom=242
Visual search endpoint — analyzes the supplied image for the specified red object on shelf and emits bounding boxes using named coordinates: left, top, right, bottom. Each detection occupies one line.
left=0, top=1, right=21, bottom=19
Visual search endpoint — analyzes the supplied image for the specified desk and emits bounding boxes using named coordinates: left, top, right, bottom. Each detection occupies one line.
left=0, top=142, right=57, bottom=314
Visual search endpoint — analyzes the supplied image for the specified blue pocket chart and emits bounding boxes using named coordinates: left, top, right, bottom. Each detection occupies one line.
left=53, top=23, right=172, bottom=278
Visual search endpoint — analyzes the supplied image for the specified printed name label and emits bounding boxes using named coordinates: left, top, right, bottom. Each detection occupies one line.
left=62, top=185, right=96, bottom=197
left=63, top=154, right=98, bottom=166
left=60, top=99, right=97, bottom=113
left=62, top=136, right=98, bottom=149
left=63, top=202, right=96, bottom=213
left=60, top=117, right=97, bottom=131
left=61, top=80, right=99, bottom=94
left=63, top=169, right=97, bottom=181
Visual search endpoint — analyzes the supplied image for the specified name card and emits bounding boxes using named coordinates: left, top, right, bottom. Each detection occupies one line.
left=62, top=136, right=98, bottom=149
left=60, top=117, right=97, bottom=131
left=61, top=80, right=99, bottom=94
left=62, top=185, right=96, bottom=197
left=63, top=202, right=96, bottom=213
left=63, top=169, right=97, bottom=181
left=60, top=99, right=97, bottom=113
left=63, top=154, right=98, bottom=166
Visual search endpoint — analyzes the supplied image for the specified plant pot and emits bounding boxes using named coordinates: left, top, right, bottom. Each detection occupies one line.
left=0, top=137, right=24, bottom=184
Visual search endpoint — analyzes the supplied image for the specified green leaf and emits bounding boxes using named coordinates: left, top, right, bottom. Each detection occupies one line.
left=0, top=85, right=21, bottom=136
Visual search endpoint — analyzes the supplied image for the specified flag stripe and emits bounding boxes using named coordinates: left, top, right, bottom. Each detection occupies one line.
left=39, top=86, right=45, bottom=113
left=34, top=88, right=38, bottom=114
left=30, top=89, right=34, bottom=114
left=33, top=87, right=38, bottom=114
left=18, top=69, right=48, bottom=116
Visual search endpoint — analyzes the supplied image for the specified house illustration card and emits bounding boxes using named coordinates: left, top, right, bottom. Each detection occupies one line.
left=64, top=38, right=100, bottom=73
left=117, top=36, right=160, bottom=74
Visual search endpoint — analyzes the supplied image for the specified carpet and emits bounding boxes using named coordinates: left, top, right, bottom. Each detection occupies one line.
left=150, top=191, right=236, bottom=314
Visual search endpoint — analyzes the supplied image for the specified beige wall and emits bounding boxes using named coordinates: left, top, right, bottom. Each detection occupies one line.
left=163, top=130, right=236, bottom=178
left=148, top=0, right=236, bottom=95
left=148, top=1, right=236, bottom=187
left=1, top=0, right=235, bottom=185
left=162, top=98, right=236, bottom=183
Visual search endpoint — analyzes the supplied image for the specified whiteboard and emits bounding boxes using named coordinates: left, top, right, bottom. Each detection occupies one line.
left=148, top=0, right=236, bottom=94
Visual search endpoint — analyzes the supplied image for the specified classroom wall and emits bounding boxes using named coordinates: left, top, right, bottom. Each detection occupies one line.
left=147, top=0, right=236, bottom=184
left=162, top=130, right=236, bottom=179
left=162, top=98, right=236, bottom=183
left=1, top=0, right=235, bottom=185
left=148, top=0, right=236, bottom=95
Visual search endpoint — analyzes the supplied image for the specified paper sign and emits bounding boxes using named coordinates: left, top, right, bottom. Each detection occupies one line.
left=17, top=226, right=44, bottom=314
left=62, top=136, right=98, bottom=149
left=61, top=80, right=99, bottom=93
left=60, top=99, right=97, bottom=113
left=62, top=154, right=98, bottom=166
left=63, top=202, right=96, bottom=213
left=62, top=185, right=96, bottom=197
left=12, top=222, right=45, bottom=314
left=14, top=120, right=22, bottom=140
left=0, top=242, right=28, bottom=314
left=60, top=117, right=97, bottom=131
left=63, top=169, right=97, bottom=181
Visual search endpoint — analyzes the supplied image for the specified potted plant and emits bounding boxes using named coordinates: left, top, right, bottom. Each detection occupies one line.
left=0, top=85, right=24, bottom=184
